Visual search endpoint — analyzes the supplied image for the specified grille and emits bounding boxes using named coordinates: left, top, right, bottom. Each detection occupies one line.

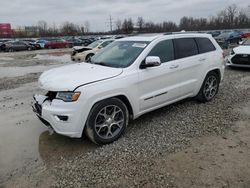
left=231, top=54, right=250, bottom=65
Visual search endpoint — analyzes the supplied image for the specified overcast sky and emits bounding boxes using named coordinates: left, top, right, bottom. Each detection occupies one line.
left=0, top=0, right=248, bottom=31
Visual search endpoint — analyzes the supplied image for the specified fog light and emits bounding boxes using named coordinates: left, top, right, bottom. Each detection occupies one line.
left=57, top=115, right=68, bottom=121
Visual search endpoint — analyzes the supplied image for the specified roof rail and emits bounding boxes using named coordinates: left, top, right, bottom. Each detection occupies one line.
left=164, top=31, right=205, bottom=35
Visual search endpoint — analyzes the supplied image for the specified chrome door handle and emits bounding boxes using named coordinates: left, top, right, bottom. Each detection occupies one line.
left=170, top=65, right=179, bottom=69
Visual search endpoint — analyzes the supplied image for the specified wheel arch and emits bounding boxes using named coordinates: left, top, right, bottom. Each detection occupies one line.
left=90, top=94, right=134, bottom=120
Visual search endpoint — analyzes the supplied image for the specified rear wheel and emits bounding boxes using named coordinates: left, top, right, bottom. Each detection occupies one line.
left=196, top=72, right=220, bottom=102
left=85, top=98, right=129, bottom=145
left=8, top=48, right=14, bottom=52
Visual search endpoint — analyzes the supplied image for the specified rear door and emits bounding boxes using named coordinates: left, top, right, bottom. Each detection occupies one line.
left=172, top=37, right=202, bottom=95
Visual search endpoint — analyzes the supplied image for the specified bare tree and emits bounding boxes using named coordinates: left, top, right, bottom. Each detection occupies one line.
left=115, top=19, right=122, bottom=31
left=137, top=17, right=145, bottom=32
left=227, top=4, right=238, bottom=27
left=37, top=20, right=48, bottom=36
left=84, top=21, right=90, bottom=33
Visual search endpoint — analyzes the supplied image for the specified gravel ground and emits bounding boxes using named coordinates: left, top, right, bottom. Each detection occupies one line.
left=1, top=48, right=250, bottom=188
left=47, top=68, right=250, bottom=188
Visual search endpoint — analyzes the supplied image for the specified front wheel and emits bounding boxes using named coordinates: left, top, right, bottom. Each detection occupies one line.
left=85, top=98, right=129, bottom=145
left=196, top=72, right=220, bottom=102
left=85, top=54, right=94, bottom=62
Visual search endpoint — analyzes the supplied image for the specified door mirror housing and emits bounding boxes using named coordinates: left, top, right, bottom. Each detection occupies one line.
left=141, top=56, right=161, bottom=69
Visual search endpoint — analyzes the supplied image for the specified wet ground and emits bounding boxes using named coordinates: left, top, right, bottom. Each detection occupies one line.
left=0, top=49, right=249, bottom=188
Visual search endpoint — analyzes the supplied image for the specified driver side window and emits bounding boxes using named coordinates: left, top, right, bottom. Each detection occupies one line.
left=148, top=40, right=174, bottom=63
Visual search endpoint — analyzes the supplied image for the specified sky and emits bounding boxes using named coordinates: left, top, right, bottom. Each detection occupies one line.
left=0, top=0, right=249, bottom=31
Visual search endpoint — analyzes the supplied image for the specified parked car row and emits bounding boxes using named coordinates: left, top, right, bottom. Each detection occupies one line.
left=209, top=30, right=250, bottom=49
left=0, top=35, right=126, bottom=52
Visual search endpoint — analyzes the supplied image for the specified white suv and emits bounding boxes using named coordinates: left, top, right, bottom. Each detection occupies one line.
left=33, top=33, right=225, bottom=145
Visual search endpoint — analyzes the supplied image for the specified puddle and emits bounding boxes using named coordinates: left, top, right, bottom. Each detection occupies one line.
left=34, top=54, right=71, bottom=63
left=0, top=65, right=62, bottom=78
left=0, top=57, right=14, bottom=61
left=0, top=85, right=96, bottom=185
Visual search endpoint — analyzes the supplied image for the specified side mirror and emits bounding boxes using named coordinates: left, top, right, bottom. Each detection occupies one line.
left=239, top=41, right=243, bottom=45
left=141, top=56, right=161, bottom=69
left=98, top=45, right=103, bottom=49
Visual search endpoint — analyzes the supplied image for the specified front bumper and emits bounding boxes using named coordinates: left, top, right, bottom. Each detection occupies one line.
left=32, top=94, right=84, bottom=138
left=227, top=54, right=250, bottom=68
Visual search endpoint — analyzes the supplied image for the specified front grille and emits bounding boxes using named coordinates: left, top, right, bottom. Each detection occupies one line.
left=231, top=54, right=250, bottom=65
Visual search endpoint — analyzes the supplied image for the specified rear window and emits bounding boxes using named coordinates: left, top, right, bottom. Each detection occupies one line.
left=195, top=38, right=216, bottom=53
left=174, top=38, right=198, bottom=59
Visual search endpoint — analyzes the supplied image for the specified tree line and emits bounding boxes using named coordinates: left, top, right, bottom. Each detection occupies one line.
left=12, top=4, right=250, bottom=38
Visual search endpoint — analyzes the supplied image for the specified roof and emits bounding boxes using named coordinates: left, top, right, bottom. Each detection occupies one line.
left=118, top=32, right=211, bottom=42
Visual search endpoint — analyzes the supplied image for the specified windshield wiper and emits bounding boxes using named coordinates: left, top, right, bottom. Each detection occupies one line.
left=93, top=62, right=110, bottom=67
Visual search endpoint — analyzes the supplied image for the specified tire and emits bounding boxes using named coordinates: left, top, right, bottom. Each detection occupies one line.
left=8, top=48, right=14, bottom=52
left=85, top=54, right=94, bottom=62
left=196, top=71, right=220, bottom=103
left=85, top=98, right=129, bottom=145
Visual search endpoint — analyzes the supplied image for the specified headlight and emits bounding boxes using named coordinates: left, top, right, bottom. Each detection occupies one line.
left=231, top=50, right=235, bottom=55
left=56, top=92, right=81, bottom=102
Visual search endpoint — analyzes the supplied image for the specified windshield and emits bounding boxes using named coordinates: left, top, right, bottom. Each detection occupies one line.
left=88, top=40, right=103, bottom=48
left=242, top=39, right=250, bottom=46
left=91, top=41, right=149, bottom=68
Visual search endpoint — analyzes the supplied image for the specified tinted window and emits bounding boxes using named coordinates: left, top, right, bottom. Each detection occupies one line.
left=196, top=38, right=216, bottom=53
left=174, top=38, right=198, bottom=59
left=148, top=40, right=174, bottom=63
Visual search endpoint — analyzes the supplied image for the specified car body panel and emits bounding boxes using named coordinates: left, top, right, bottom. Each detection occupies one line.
left=38, top=63, right=123, bottom=91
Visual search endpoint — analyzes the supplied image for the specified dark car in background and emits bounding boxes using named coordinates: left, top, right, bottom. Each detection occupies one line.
left=1, top=41, right=34, bottom=52
left=44, top=39, right=71, bottom=49
left=21, top=39, right=41, bottom=50
left=66, top=37, right=92, bottom=46
left=79, top=38, right=93, bottom=46
left=214, top=31, right=242, bottom=48
left=207, top=31, right=221, bottom=37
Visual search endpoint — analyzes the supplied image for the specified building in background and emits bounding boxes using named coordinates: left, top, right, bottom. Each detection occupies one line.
left=24, top=26, right=39, bottom=36
left=0, top=23, right=12, bottom=38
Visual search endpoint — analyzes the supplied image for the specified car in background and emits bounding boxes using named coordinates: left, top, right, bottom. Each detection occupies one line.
left=71, top=39, right=114, bottom=62
left=227, top=38, right=250, bottom=68
left=207, top=31, right=221, bottom=37
left=241, top=31, right=250, bottom=39
left=66, top=37, right=91, bottom=46
left=44, top=39, right=71, bottom=49
left=33, top=33, right=224, bottom=144
left=35, top=39, right=48, bottom=49
left=21, top=39, right=41, bottom=50
left=215, top=31, right=242, bottom=48
left=1, top=41, right=34, bottom=52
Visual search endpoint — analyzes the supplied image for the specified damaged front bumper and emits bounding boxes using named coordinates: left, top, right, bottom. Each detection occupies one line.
left=32, top=94, right=84, bottom=138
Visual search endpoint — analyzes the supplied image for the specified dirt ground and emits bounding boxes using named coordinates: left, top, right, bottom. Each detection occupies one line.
left=0, top=49, right=250, bottom=188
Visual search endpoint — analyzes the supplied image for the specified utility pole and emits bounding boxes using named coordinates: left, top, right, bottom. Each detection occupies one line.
left=106, top=15, right=114, bottom=32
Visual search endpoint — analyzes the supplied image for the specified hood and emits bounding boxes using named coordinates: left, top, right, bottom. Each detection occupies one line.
left=73, top=46, right=92, bottom=52
left=38, top=63, right=123, bottom=91
left=233, top=45, right=250, bottom=54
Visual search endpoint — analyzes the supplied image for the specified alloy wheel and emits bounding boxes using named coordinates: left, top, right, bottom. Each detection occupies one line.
left=94, top=105, right=124, bottom=139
